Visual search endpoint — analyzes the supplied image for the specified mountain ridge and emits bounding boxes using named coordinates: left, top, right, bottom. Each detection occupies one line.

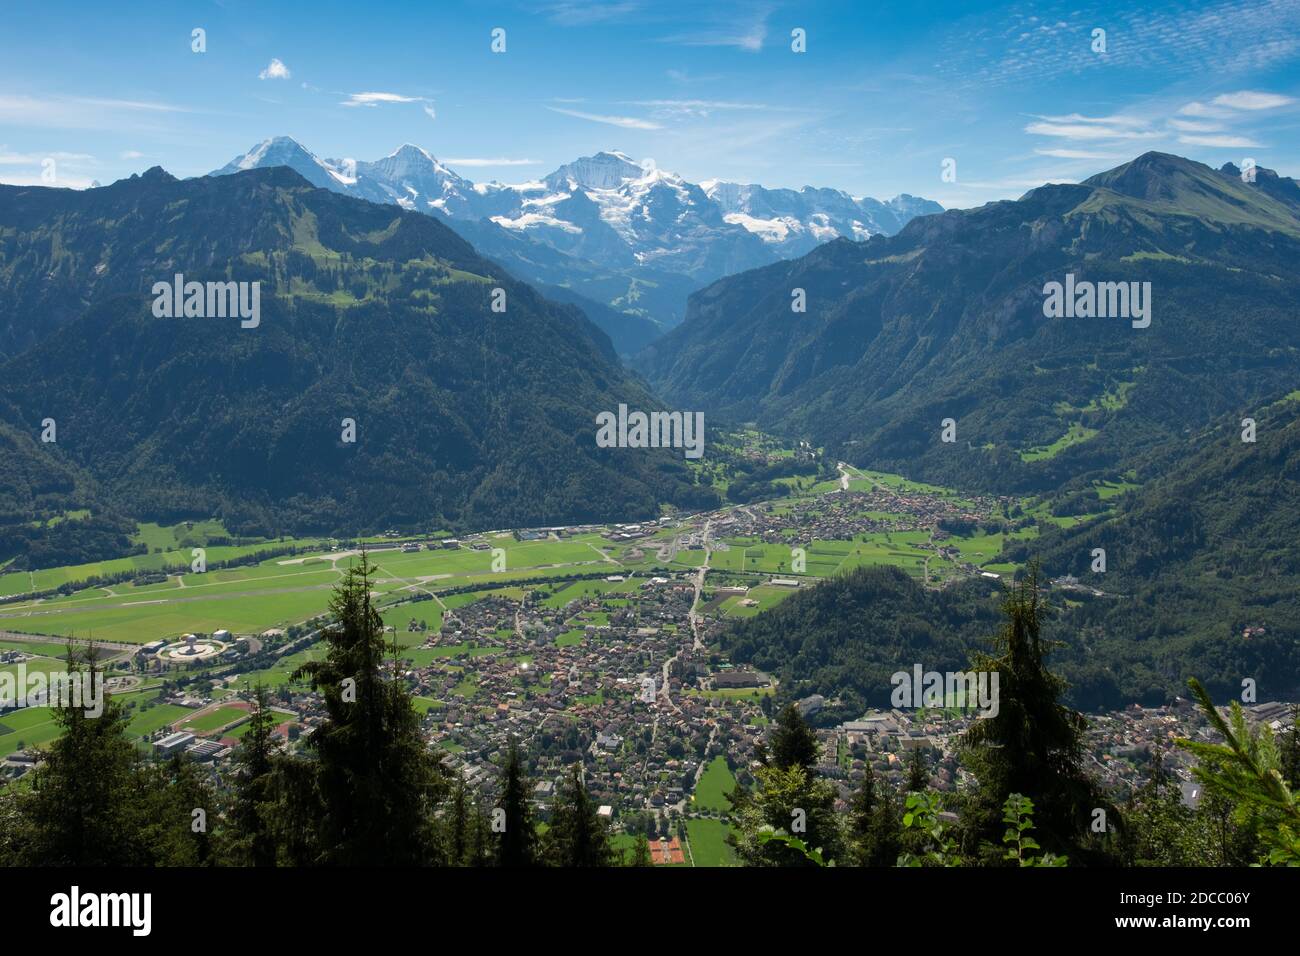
left=209, top=137, right=942, bottom=347
left=0, top=164, right=719, bottom=544
left=636, top=150, right=1300, bottom=498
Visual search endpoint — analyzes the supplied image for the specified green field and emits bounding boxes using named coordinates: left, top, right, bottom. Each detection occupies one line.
left=686, top=818, right=736, bottom=866
left=692, top=756, right=737, bottom=812
left=1019, top=423, right=1099, bottom=462
left=179, top=705, right=249, bottom=734
left=0, top=705, right=60, bottom=756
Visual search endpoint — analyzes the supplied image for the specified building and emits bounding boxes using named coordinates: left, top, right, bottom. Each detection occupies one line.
left=154, top=731, right=194, bottom=757
left=713, top=671, right=762, bottom=689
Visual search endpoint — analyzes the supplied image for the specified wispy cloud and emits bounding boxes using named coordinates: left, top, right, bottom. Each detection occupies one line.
left=659, top=3, right=771, bottom=52
left=1178, top=133, right=1262, bottom=148
left=666, top=68, right=723, bottom=85
left=1212, top=90, right=1295, bottom=110
left=1170, top=89, right=1291, bottom=151
left=0, top=94, right=195, bottom=130
left=342, top=91, right=420, bottom=107
left=538, top=1, right=642, bottom=25
left=626, top=98, right=778, bottom=119
left=1025, top=114, right=1161, bottom=141
left=337, top=90, right=437, bottom=121
left=1034, top=147, right=1127, bottom=160
left=931, top=0, right=1300, bottom=99
left=0, top=148, right=95, bottom=165
left=545, top=105, right=661, bottom=129
left=1169, top=119, right=1224, bottom=132
left=258, top=58, right=291, bottom=80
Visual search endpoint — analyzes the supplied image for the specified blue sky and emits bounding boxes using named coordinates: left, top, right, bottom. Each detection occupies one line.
left=2, top=0, right=1298, bottom=207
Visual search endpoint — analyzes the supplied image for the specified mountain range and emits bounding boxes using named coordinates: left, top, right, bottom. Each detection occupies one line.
left=638, top=152, right=1300, bottom=497
left=0, top=164, right=717, bottom=547
left=212, top=137, right=941, bottom=352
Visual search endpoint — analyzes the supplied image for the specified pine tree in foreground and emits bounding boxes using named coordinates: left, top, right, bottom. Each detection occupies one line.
left=289, top=553, right=443, bottom=864
left=545, top=764, right=613, bottom=867
left=227, top=683, right=278, bottom=866
left=960, top=564, right=1109, bottom=861
left=496, top=738, right=538, bottom=866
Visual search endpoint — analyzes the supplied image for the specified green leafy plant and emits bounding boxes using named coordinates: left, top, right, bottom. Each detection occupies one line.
left=756, top=827, right=834, bottom=867
left=999, top=793, right=1067, bottom=867
left=1177, top=678, right=1300, bottom=866
left=897, top=791, right=959, bottom=866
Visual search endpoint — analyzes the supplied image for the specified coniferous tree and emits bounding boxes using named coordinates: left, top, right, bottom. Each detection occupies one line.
left=496, top=738, right=538, bottom=866
left=446, top=778, right=471, bottom=866
left=467, top=799, right=493, bottom=867
left=142, top=754, right=217, bottom=866
left=960, top=565, right=1108, bottom=859
left=545, top=765, right=613, bottom=867
left=268, top=751, right=321, bottom=865
left=227, top=683, right=278, bottom=866
left=1280, top=705, right=1300, bottom=791
left=847, top=764, right=900, bottom=865
left=11, top=647, right=150, bottom=864
left=905, top=747, right=930, bottom=792
left=765, top=703, right=819, bottom=771
left=290, top=553, right=443, bottom=864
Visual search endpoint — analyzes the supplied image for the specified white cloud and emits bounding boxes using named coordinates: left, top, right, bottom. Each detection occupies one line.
left=0, top=94, right=194, bottom=130
left=659, top=3, right=771, bottom=52
left=627, top=99, right=778, bottom=119
left=545, top=106, right=662, bottom=129
left=1211, top=90, right=1294, bottom=110
left=342, top=91, right=419, bottom=107
left=1025, top=119, right=1160, bottom=141
left=1034, top=148, right=1127, bottom=160
left=1169, top=119, right=1223, bottom=132
left=540, top=1, right=642, bottom=25
left=258, top=58, right=291, bottom=80
left=1178, top=133, right=1262, bottom=148
left=0, top=148, right=95, bottom=165
left=120, top=149, right=145, bottom=160
left=660, top=25, right=766, bottom=51
left=423, top=105, right=437, bottom=121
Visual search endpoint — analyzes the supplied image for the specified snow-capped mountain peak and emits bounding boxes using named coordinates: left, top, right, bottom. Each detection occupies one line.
left=544, top=150, right=649, bottom=190
left=214, top=136, right=347, bottom=191
left=210, top=136, right=942, bottom=315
